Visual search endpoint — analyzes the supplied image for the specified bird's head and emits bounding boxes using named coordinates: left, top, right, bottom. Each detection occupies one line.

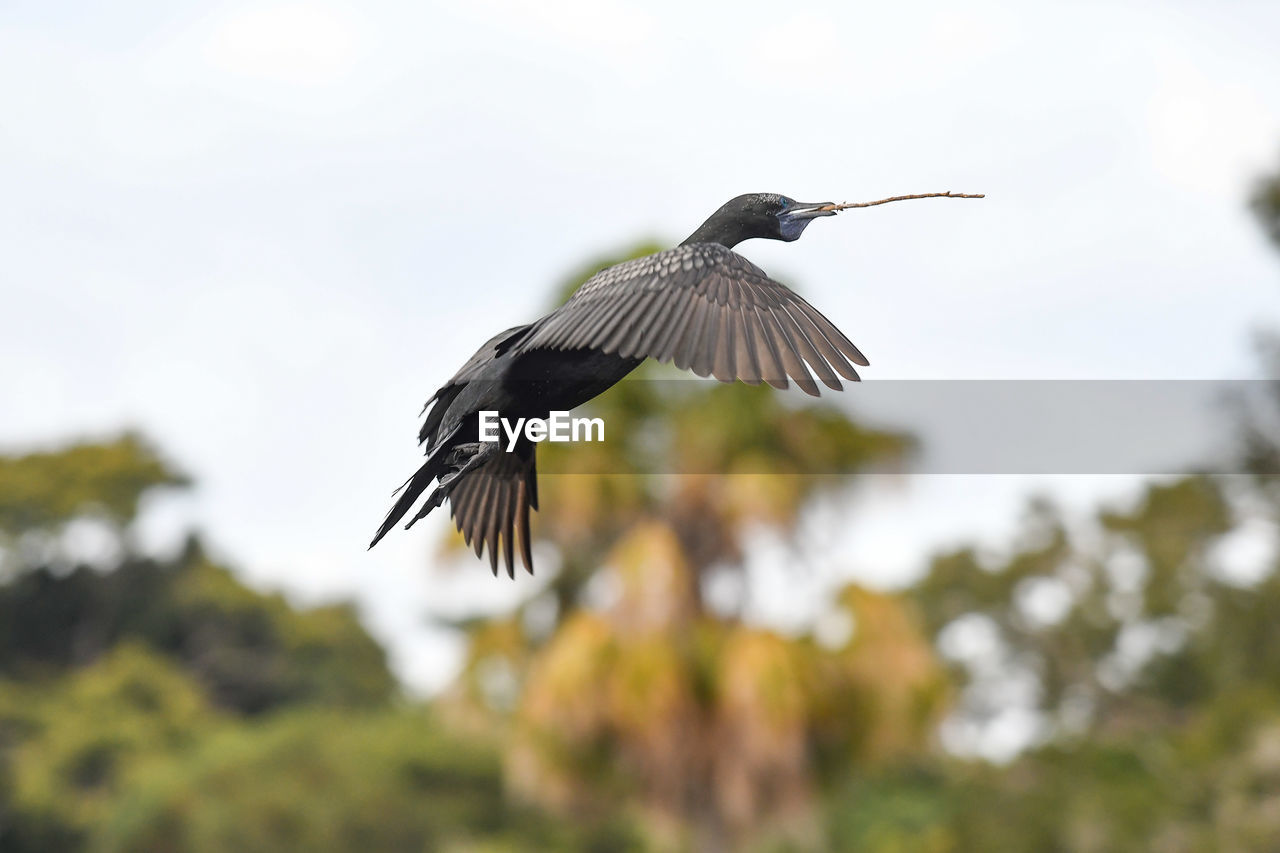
left=681, top=193, right=837, bottom=248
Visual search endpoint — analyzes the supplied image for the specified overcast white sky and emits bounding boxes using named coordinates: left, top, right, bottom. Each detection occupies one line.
left=3, top=1, right=1280, bottom=692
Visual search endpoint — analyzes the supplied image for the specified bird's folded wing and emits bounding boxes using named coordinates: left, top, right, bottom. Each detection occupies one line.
left=518, top=243, right=867, bottom=396
left=447, top=440, right=538, bottom=578
left=418, top=324, right=534, bottom=448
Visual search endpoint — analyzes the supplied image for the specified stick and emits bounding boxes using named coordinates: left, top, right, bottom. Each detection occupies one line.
left=819, top=191, right=985, bottom=212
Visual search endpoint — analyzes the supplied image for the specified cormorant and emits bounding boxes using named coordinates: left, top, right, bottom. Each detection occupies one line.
left=369, top=191, right=977, bottom=576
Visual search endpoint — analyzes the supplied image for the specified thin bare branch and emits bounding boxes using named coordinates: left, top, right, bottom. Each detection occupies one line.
left=820, top=191, right=985, bottom=212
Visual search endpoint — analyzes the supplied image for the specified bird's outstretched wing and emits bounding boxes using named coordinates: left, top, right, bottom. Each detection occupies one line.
left=517, top=243, right=867, bottom=396
left=447, top=439, right=538, bottom=577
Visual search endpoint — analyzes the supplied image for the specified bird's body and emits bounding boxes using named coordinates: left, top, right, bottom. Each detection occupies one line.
left=371, top=193, right=871, bottom=575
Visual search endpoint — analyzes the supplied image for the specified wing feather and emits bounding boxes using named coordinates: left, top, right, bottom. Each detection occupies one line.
left=775, top=307, right=844, bottom=390
left=472, top=474, right=494, bottom=560
left=785, top=305, right=860, bottom=381
left=673, top=297, right=707, bottom=372
left=712, top=303, right=735, bottom=383
left=745, top=309, right=782, bottom=388
left=690, top=298, right=719, bottom=378
left=516, top=479, right=533, bottom=570
left=794, top=301, right=869, bottom=367
left=518, top=243, right=866, bottom=394
left=615, top=288, right=659, bottom=355
left=733, top=308, right=761, bottom=385
left=498, top=477, right=514, bottom=578
left=636, top=287, right=679, bottom=360
left=447, top=442, right=538, bottom=576
left=760, top=310, right=819, bottom=395
left=655, top=289, right=699, bottom=364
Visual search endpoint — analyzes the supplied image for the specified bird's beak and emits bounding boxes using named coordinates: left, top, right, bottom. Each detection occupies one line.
left=782, top=201, right=839, bottom=221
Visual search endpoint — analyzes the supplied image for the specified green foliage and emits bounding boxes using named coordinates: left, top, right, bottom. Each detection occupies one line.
left=0, top=541, right=395, bottom=714
left=826, top=695, right=1280, bottom=852
left=0, top=653, right=639, bottom=852
left=163, top=545, right=396, bottom=713
left=0, top=432, right=643, bottom=851
left=824, top=766, right=955, bottom=853
left=915, top=477, right=1248, bottom=727
left=1252, top=153, right=1280, bottom=250
left=0, top=433, right=187, bottom=539
left=95, top=709, right=640, bottom=853
left=820, top=472, right=1280, bottom=850
left=0, top=644, right=216, bottom=851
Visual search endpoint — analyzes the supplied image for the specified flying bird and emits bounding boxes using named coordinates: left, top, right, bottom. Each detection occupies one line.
left=370, top=191, right=982, bottom=576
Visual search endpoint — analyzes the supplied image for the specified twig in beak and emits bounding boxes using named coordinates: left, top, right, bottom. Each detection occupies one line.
left=819, top=191, right=985, bottom=211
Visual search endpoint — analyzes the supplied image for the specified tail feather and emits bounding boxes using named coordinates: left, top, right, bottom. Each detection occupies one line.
left=370, top=427, right=540, bottom=579
left=369, top=424, right=465, bottom=549
left=446, top=438, right=538, bottom=578
left=369, top=454, right=445, bottom=549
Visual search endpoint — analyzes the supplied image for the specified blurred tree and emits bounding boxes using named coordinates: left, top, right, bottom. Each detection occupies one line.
left=0, top=436, right=396, bottom=713
left=915, top=478, right=1238, bottom=739
left=1251, top=154, right=1280, bottom=251
left=0, top=537, right=395, bottom=714
left=846, top=469, right=1280, bottom=851
left=0, top=643, right=214, bottom=851
left=0, top=436, right=441, bottom=851
left=816, top=152, right=1280, bottom=850
left=0, top=646, right=641, bottom=853
left=0, top=433, right=187, bottom=572
left=159, top=540, right=395, bottom=714
left=1241, top=153, right=1280, bottom=489
left=94, top=708, right=640, bottom=852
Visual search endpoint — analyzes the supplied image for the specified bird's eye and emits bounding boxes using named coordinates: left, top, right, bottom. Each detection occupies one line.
left=779, top=197, right=791, bottom=209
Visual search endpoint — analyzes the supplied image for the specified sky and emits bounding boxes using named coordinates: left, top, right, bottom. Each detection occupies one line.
left=3, top=0, right=1280, bottom=694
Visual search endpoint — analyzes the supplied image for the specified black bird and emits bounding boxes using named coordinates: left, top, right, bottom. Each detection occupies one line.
left=370, top=193, right=870, bottom=575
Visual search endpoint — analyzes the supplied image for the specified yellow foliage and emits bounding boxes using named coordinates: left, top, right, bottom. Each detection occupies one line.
left=608, top=522, right=696, bottom=635
left=811, top=585, right=950, bottom=765
left=507, top=533, right=949, bottom=849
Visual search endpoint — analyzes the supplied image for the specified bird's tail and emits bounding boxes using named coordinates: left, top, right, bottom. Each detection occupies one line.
left=369, top=424, right=479, bottom=549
